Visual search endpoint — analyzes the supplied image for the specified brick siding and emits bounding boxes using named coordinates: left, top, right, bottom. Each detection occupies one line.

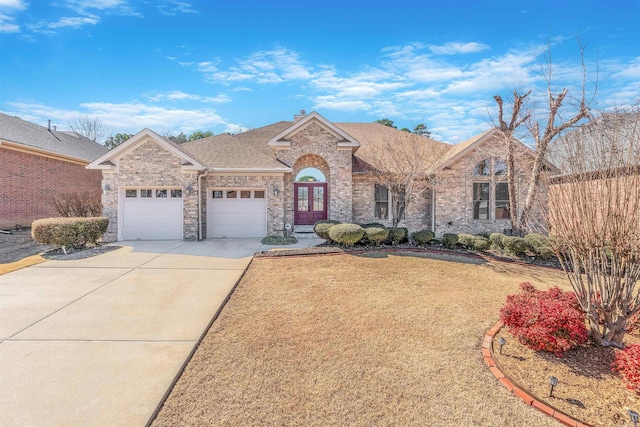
left=0, top=147, right=102, bottom=229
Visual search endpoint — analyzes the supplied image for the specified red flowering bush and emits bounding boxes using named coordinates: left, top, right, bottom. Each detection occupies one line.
left=500, top=282, right=589, bottom=357
left=627, top=311, right=640, bottom=336
left=613, top=344, right=640, bottom=393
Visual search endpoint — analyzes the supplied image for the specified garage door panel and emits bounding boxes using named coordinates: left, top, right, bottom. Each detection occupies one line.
left=121, top=190, right=183, bottom=240
left=207, top=190, right=266, bottom=238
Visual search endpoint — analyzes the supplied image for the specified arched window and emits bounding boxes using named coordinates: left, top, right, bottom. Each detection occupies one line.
left=471, top=158, right=509, bottom=220
left=296, top=167, right=326, bottom=182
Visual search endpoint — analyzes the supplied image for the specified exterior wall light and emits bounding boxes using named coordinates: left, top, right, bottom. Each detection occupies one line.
left=102, top=183, right=111, bottom=193
left=273, top=185, right=279, bottom=196
left=186, top=183, right=193, bottom=195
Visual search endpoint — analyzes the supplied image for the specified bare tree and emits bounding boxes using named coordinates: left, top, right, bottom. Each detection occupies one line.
left=493, top=41, right=594, bottom=235
left=361, top=131, right=437, bottom=229
left=68, top=115, right=110, bottom=143
left=548, top=107, right=640, bottom=347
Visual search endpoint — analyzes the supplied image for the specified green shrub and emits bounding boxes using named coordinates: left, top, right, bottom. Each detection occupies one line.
left=362, top=222, right=386, bottom=229
left=313, top=220, right=341, bottom=240
left=457, top=233, right=475, bottom=248
left=261, top=236, right=297, bottom=245
left=328, top=224, right=365, bottom=246
left=489, top=233, right=506, bottom=250
left=503, top=236, right=528, bottom=256
left=524, top=233, right=554, bottom=260
left=387, top=227, right=408, bottom=244
left=32, top=217, right=108, bottom=249
left=471, top=236, right=492, bottom=251
left=441, top=233, right=459, bottom=248
left=365, top=227, right=389, bottom=245
left=411, top=230, right=435, bottom=245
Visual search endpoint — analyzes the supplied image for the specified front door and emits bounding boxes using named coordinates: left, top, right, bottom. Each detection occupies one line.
left=294, top=183, right=327, bottom=225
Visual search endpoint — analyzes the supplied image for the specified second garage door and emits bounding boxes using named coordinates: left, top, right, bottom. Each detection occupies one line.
left=208, top=189, right=267, bottom=238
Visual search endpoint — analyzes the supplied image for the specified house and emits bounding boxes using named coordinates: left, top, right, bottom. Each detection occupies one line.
left=87, top=111, right=548, bottom=242
left=0, top=113, right=109, bottom=230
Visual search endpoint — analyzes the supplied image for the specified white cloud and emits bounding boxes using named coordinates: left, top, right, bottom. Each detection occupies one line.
left=62, top=0, right=140, bottom=17
left=145, top=90, right=230, bottom=104
left=158, top=0, right=198, bottom=16
left=0, top=12, right=19, bottom=32
left=5, top=101, right=229, bottom=135
left=428, top=42, right=490, bottom=55
left=47, top=15, right=99, bottom=28
left=0, top=0, right=26, bottom=9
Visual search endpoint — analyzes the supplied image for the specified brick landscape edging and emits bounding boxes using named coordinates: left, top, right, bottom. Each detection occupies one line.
left=482, top=321, right=592, bottom=427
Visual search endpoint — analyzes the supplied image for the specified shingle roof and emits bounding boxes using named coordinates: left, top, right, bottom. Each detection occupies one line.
left=336, top=122, right=452, bottom=172
left=182, top=133, right=289, bottom=170
left=434, top=129, right=493, bottom=169
left=0, top=112, right=108, bottom=162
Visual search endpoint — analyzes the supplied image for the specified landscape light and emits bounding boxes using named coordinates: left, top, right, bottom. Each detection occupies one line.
left=629, top=409, right=639, bottom=427
left=548, top=376, right=558, bottom=397
left=498, top=337, right=506, bottom=354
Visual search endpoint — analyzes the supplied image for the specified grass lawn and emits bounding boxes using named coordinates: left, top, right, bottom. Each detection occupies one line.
left=152, top=252, right=571, bottom=426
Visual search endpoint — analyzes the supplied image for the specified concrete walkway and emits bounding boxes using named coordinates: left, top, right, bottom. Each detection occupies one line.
left=0, top=238, right=321, bottom=427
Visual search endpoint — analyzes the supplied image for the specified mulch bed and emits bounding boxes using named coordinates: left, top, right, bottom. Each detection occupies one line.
left=493, top=329, right=640, bottom=426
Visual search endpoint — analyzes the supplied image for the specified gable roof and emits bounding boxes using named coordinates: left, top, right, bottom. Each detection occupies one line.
left=268, top=112, right=360, bottom=151
left=434, top=129, right=495, bottom=170
left=182, top=133, right=290, bottom=171
left=87, top=128, right=205, bottom=171
left=0, top=112, right=108, bottom=163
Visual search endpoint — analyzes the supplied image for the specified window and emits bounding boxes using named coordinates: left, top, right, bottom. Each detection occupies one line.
left=471, top=158, right=510, bottom=221
left=125, top=189, right=137, bottom=198
left=495, top=183, right=510, bottom=219
left=156, top=189, right=167, bottom=198
left=226, top=190, right=237, bottom=199
left=212, top=190, right=223, bottom=198
left=141, top=189, right=152, bottom=198
left=254, top=190, right=265, bottom=199
left=171, top=189, right=182, bottom=198
left=240, top=190, right=251, bottom=199
left=374, top=185, right=389, bottom=219
left=473, top=183, right=490, bottom=219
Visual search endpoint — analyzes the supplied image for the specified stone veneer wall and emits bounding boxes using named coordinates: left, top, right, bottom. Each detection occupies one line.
left=200, top=174, right=285, bottom=237
left=433, top=134, right=549, bottom=236
left=275, top=121, right=354, bottom=225
left=100, top=138, right=198, bottom=242
left=352, top=174, right=433, bottom=231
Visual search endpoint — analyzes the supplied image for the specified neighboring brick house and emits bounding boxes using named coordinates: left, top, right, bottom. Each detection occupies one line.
left=88, top=111, right=549, bottom=241
left=0, top=113, right=108, bottom=230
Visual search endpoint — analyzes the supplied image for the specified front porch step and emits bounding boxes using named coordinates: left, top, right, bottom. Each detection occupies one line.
left=293, top=225, right=315, bottom=233
left=293, top=232, right=318, bottom=239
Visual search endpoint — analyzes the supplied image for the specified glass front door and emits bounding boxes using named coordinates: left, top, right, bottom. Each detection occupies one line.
left=294, top=183, right=327, bottom=225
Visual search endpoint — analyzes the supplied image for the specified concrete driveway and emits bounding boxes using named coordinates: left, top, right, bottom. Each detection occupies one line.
left=0, top=239, right=274, bottom=427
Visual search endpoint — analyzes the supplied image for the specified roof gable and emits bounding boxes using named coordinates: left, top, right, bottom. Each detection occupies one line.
left=268, top=112, right=360, bottom=151
left=86, top=128, right=204, bottom=171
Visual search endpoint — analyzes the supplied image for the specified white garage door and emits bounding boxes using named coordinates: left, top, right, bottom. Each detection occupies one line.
left=120, top=188, right=183, bottom=240
left=208, top=189, right=267, bottom=238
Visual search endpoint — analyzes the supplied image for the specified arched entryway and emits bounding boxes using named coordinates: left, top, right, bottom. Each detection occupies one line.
left=294, top=166, right=328, bottom=225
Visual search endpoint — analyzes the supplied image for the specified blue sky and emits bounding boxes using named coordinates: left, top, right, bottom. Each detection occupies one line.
left=0, top=0, right=638, bottom=143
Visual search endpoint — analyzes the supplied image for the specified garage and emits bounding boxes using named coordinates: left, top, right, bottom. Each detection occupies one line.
left=120, top=188, right=184, bottom=240
left=207, top=189, right=267, bottom=238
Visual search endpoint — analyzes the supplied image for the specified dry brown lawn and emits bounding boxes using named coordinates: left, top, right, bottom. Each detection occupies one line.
left=152, top=252, right=572, bottom=427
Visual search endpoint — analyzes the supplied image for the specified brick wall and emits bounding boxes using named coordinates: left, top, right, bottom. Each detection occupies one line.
left=275, top=121, right=354, bottom=224
left=0, top=147, right=102, bottom=229
left=100, top=138, right=198, bottom=242
left=433, top=134, right=549, bottom=236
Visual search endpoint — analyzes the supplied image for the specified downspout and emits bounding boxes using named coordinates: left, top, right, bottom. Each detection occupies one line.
left=198, top=170, right=209, bottom=241
left=431, top=189, right=436, bottom=234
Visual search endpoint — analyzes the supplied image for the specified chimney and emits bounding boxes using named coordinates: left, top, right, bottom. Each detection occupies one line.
left=53, top=125, right=57, bottom=131
left=48, top=119, right=51, bottom=132
left=294, top=109, right=307, bottom=121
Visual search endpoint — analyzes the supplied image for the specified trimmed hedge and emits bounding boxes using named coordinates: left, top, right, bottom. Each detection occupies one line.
left=362, top=222, right=386, bottom=229
left=32, top=217, right=108, bottom=249
left=365, top=227, right=389, bottom=245
left=441, top=233, right=459, bottom=248
left=388, top=227, right=408, bottom=244
left=524, top=233, right=554, bottom=259
left=328, top=224, right=365, bottom=246
left=313, top=220, right=341, bottom=240
left=411, top=230, right=435, bottom=245
left=471, top=236, right=491, bottom=251
left=502, top=236, right=528, bottom=256
left=457, top=233, right=475, bottom=248
left=489, top=233, right=505, bottom=250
